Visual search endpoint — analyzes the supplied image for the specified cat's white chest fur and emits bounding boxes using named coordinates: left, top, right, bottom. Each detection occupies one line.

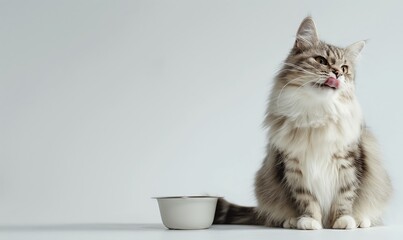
left=278, top=99, right=362, bottom=220
left=270, top=91, right=363, bottom=221
left=300, top=151, right=339, bottom=219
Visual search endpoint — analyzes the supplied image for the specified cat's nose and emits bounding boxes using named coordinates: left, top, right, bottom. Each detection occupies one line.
left=332, top=69, right=341, bottom=78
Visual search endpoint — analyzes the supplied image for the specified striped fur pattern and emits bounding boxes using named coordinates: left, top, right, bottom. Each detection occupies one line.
left=213, top=198, right=264, bottom=225
left=214, top=17, right=392, bottom=230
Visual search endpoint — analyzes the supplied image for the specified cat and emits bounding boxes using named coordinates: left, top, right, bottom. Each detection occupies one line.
left=213, top=17, right=392, bottom=230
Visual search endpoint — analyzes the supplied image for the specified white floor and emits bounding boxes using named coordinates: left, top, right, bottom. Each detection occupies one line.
left=1, top=223, right=403, bottom=240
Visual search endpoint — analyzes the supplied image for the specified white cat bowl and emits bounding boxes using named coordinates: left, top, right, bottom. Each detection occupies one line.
left=154, top=196, right=219, bottom=230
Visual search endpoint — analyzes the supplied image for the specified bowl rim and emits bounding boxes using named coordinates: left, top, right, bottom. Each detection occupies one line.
left=152, top=195, right=222, bottom=199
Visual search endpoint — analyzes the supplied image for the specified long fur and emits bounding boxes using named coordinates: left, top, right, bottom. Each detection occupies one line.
left=214, top=17, right=392, bottom=230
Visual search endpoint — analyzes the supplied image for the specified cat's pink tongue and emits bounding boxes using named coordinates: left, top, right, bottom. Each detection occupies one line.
left=324, top=77, right=340, bottom=89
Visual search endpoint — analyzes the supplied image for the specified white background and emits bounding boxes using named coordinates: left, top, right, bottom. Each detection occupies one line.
left=1, top=0, right=402, bottom=226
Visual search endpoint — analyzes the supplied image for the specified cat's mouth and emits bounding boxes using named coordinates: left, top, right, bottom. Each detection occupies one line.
left=313, top=77, right=340, bottom=90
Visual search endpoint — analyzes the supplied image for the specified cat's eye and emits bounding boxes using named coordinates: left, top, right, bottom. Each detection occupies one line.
left=314, top=56, right=328, bottom=65
left=341, top=65, right=348, bottom=73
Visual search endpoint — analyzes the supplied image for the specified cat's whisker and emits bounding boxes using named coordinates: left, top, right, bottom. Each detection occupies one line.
left=344, top=86, right=356, bottom=100
left=312, top=78, right=325, bottom=88
left=296, top=78, right=322, bottom=92
left=280, top=68, right=317, bottom=76
left=276, top=67, right=313, bottom=75
left=282, top=62, right=318, bottom=76
left=279, top=78, right=323, bottom=107
left=276, top=76, right=309, bottom=108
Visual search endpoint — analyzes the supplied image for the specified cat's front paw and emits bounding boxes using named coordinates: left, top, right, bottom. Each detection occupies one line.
left=332, top=215, right=357, bottom=229
left=297, top=217, right=322, bottom=230
left=358, top=218, right=371, bottom=228
left=283, top=217, right=298, bottom=229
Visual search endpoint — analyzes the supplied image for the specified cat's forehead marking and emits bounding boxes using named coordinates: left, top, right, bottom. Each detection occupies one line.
left=327, top=45, right=343, bottom=59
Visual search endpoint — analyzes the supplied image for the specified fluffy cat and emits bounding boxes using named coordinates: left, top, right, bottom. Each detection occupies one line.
left=213, top=17, right=392, bottom=230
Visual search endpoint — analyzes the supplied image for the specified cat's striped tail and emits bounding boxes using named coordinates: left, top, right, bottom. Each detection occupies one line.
left=213, top=198, right=264, bottom=225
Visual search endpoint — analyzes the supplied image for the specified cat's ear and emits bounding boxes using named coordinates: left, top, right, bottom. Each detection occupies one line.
left=345, top=41, right=366, bottom=61
left=294, top=17, right=319, bottom=50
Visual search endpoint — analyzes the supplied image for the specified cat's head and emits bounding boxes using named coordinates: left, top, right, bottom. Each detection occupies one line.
left=277, top=17, right=365, bottom=101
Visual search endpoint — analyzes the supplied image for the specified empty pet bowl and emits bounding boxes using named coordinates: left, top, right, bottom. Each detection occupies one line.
left=155, top=196, right=219, bottom=230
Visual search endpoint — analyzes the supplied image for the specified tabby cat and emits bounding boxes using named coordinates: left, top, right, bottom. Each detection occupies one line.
left=214, top=17, right=392, bottom=230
